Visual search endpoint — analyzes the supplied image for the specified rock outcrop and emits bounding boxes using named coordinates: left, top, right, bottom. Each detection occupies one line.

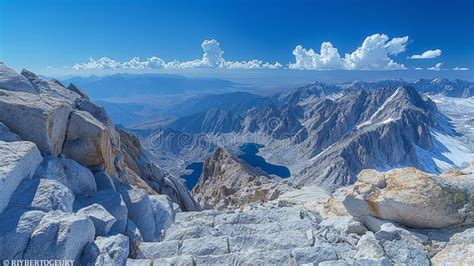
left=193, top=147, right=295, bottom=210
left=62, top=110, right=116, bottom=176
left=431, top=228, right=474, bottom=265
left=343, top=167, right=474, bottom=230
left=0, top=140, right=42, bottom=213
left=0, top=64, right=198, bottom=262
left=117, top=127, right=199, bottom=211
left=23, top=211, right=95, bottom=260
left=0, top=89, right=71, bottom=156
left=0, top=64, right=37, bottom=94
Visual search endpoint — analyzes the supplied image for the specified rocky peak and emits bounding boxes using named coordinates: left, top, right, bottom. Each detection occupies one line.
left=0, top=63, right=38, bottom=94
left=193, top=147, right=293, bottom=210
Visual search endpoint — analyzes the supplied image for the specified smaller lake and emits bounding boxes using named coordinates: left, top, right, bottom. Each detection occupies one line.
left=180, top=162, right=203, bottom=190
left=238, top=143, right=291, bottom=178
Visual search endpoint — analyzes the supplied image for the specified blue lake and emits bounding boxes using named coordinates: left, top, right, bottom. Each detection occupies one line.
left=181, top=143, right=290, bottom=190
left=238, top=143, right=291, bottom=178
left=180, top=162, right=203, bottom=190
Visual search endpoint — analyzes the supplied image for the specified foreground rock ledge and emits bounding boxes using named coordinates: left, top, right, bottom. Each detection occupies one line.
left=343, top=167, right=474, bottom=229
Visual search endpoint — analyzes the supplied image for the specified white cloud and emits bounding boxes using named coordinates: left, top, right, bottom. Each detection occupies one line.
left=414, top=67, right=423, bottom=70
left=289, top=34, right=409, bottom=70
left=427, top=62, right=443, bottom=71
left=453, top=67, right=469, bottom=71
left=409, top=49, right=441, bottom=59
left=72, top=39, right=281, bottom=70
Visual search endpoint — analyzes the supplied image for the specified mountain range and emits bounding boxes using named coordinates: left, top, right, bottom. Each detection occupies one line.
left=134, top=79, right=474, bottom=191
left=62, top=73, right=237, bottom=100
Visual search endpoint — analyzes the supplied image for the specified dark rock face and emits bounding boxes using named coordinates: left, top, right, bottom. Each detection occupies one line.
left=192, top=147, right=294, bottom=210
left=291, top=86, right=449, bottom=190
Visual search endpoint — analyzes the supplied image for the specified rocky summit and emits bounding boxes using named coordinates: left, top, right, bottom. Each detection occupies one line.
left=0, top=63, right=473, bottom=265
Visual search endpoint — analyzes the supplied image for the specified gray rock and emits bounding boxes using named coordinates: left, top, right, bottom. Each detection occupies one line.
left=150, top=195, right=175, bottom=238
left=74, top=190, right=128, bottom=234
left=320, top=216, right=367, bottom=235
left=34, top=156, right=96, bottom=195
left=9, top=178, right=74, bottom=212
left=163, top=225, right=221, bottom=241
left=195, top=250, right=292, bottom=265
left=319, top=260, right=350, bottom=266
left=94, top=234, right=129, bottom=266
left=45, top=79, right=82, bottom=104
left=120, top=189, right=156, bottom=241
left=0, top=140, right=42, bottom=213
left=126, top=218, right=144, bottom=259
left=153, top=256, right=194, bottom=266
left=77, top=203, right=117, bottom=236
left=62, top=110, right=116, bottom=176
left=354, top=232, right=387, bottom=261
left=431, top=228, right=474, bottom=265
left=214, top=207, right=304, bottom=226
left=175, top=213, right=214, bottom=228
left=181, top=236, right=229, bottom=256
left=136, top=241, right=179, bottom=259
left=0, top=122, right=20, bottom=142
left=228, top=230, right=310, bottom=253
left=0, top=63, right=37, bottom=94
left=163, top=174, right=200, bottom=211
left=93, top=171, right=116, bottom=191
left=354, top=258, right=393, bottom=266
left=127, top=259, right=153, bottom=266
left=215, top=222, right=283, bottom=237
left=66, top=83, right=89, bottom=100
left=375, top=224, right=430, bottom=265
left=0, top=208, right=45, bottom=259
left=21, top=71, right=80, bottom=105
left=329, top=242, right=357, bottom=264
left=343, top=168, right=474, bottom=229
left=24, top=211, right=95, bottom=260
left=292, top=246, right=338, bottom=265
left=0, top=89, right=71, bottom=156
left=77, top=99, right=120, bottom=158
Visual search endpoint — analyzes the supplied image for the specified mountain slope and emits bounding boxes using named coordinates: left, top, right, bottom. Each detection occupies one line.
left=290, top=86, right=463, bottom=190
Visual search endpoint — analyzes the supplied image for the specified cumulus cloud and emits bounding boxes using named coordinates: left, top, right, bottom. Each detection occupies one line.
left=453, top=67, right=469, bottom=71
left=72, top=39, right=281, bottom=70
left=289, top=34, right=409, bottom=70
left=409, top=49, right=442, bottom=59
left=427, top=62, right=443, bottom=71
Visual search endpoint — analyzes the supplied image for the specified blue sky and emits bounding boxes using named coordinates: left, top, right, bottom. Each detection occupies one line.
left=1, top=0, right=473, bottom=80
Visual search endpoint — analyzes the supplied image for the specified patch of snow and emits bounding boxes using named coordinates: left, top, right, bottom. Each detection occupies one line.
left=356, top=88, right=401, bottom=129
left=379, top=118, right=395, bottom=125
left=415, top=129, right=474, bottom=173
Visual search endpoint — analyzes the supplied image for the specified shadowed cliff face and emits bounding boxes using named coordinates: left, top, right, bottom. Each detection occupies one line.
left=192, top=147, right=295, bottom=210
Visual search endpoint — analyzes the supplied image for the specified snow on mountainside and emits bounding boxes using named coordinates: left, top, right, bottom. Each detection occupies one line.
left=136, top=79, right=474, bottom=191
